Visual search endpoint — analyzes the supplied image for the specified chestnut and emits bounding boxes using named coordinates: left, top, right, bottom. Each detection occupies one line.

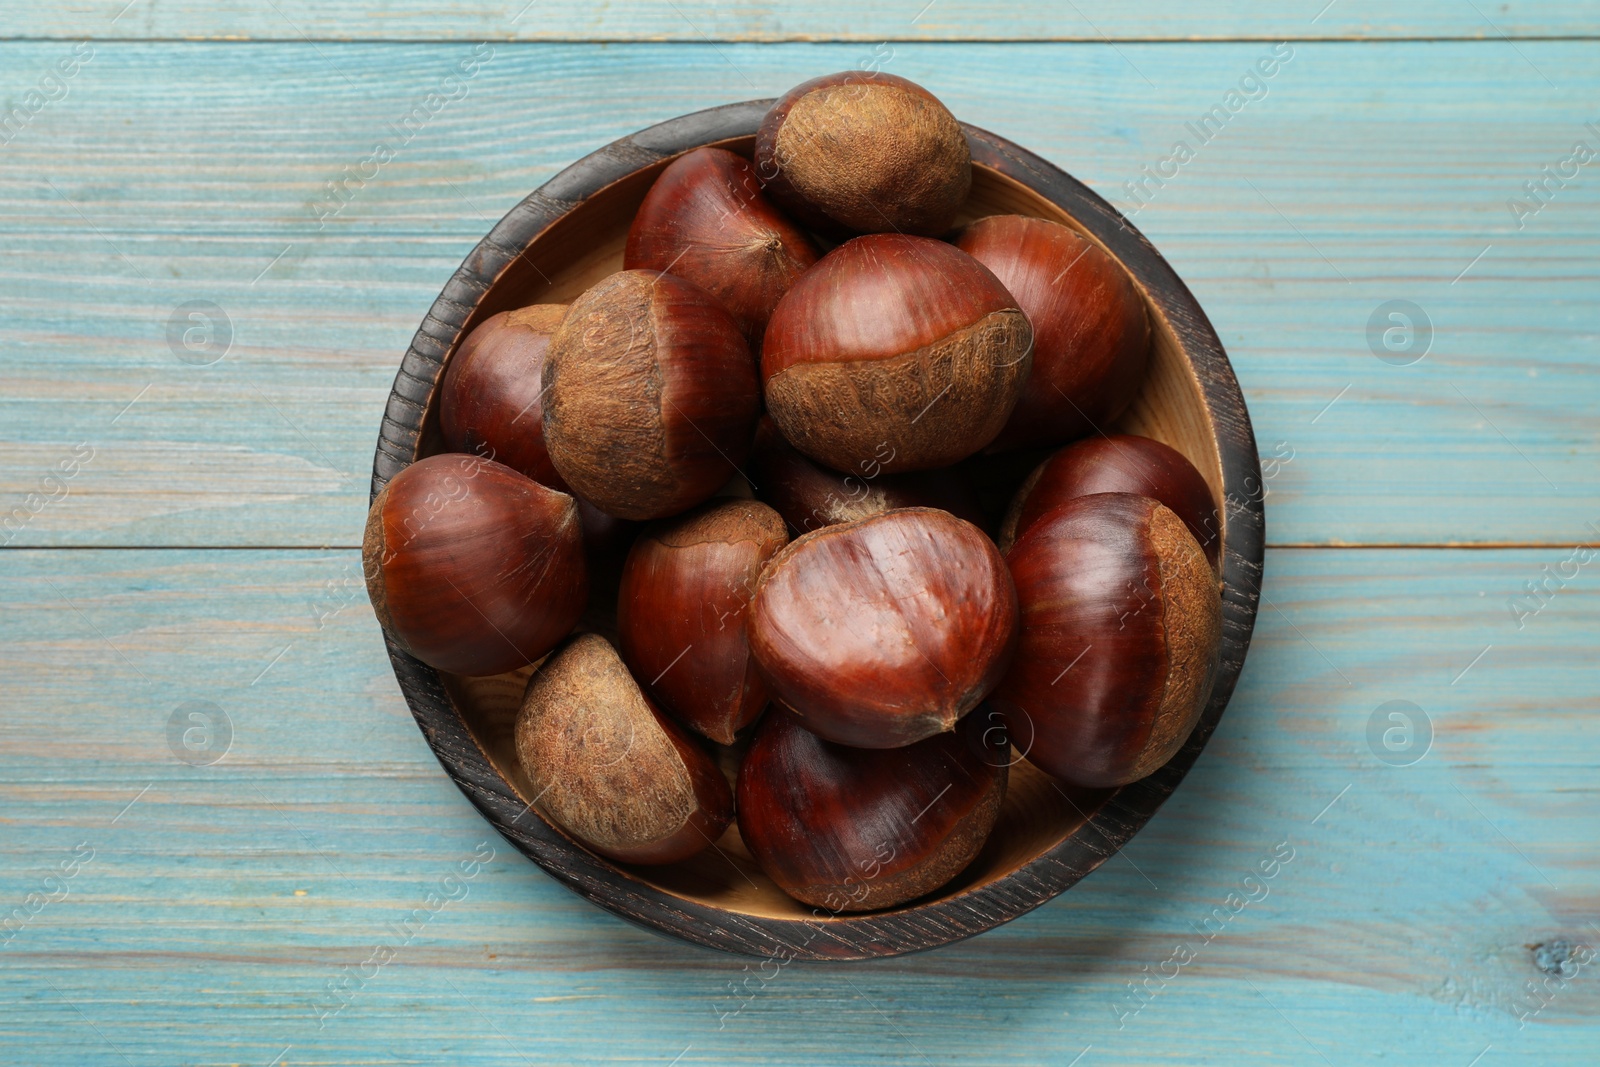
left=1000, top=434, right=1221, bottom=567
left=617, top=499, right=789, bottom=745
left=954, top=215, right=1151, bottom=451
left=992, top=492, right=1221, bottom=788
left=438, top=304, right=568, bottom=489
left=747, top=507, right=1018, bottom=749
left=625, top=147, right=819, bottom=347
left=762, top=234, right=1033, bottom=475
left=543, top=270, right=760, bottom=520
left=755, top=71, right=971, bottom=237
left=515, top=633, right=733, bottom=865
left=749, top=417, right=986, bottom=536
left=363, top=453, right=587, bottom=677
left=737, top=708, right=1006, bottom=911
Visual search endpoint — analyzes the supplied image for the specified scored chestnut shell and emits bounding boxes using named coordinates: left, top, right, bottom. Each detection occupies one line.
left=761, top=234, right=1033, bottom=475
left=617, top=499, right=789, bottom=745
left=749, top=417, right=987, bottom=537
left=747, top=507, right=1018, bottom=749
left=954, top=215, right=1151, bottom=451
left=993, top=492, right=1222, bottom=788
left=737, top=709, right=1007, bottom=912
left=515, top=633, right=733, bottom=865
left=438, top=304, right=568, bottom=489
left=1000, top=434, right=1221, bottom=567
left=543, top=270, right=760, bottom=521
left=755, top=71, right=972, bottom=237
left=625, top=147, right=819, bottom=347
left=363, top=453, right=587, bottom=677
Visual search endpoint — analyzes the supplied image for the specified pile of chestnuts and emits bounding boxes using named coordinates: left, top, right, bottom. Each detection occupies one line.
left=364, top=71, right=1224, bottom=914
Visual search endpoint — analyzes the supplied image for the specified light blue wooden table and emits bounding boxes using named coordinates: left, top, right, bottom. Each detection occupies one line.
left=3, top=4, right=1598, bottom=1064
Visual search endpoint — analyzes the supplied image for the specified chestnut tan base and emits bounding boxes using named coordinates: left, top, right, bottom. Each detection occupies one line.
left=514, top=635, right=696, bottom=857
left=1136, top=504, right=1223, bottom=780
left=775, top=81, right=971, bottom=235
left=765, top=308, right=1031, bottom=475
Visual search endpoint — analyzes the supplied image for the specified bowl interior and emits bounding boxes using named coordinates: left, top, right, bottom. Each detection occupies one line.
left=415, top=135, right=1224, bottom=922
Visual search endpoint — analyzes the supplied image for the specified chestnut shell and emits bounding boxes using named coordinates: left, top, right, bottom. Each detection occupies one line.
left=625, top=146, right=818, bottom=347
left=749, top=417, right=987, bottom=537
left=955, top=215, right=1151, bottom=451
left=754, top=71, right=972, bottom=237
left=515, top=633, right=733, bottom=865
left=761, top=234, right=1033, bottom=475
left=737, top=709, right=1007, bottom=911
left=747, top=507, right=1018, bottom=749
left=1001, top=433, right=1221, bottom=566
left=437, top=304, right=568, bottom=489
left=993, top=492, right=1221, bottom=788
left=363, top=453, right=587, bottom=677
left=616, top=499, right=789, bottom=745
left=543, top=269, right=760, bottom=520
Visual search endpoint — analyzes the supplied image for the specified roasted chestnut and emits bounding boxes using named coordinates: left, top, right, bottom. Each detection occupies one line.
left=762, top=234, right=1032, bottom=475
left=755, top=71, right=971, bottom=237
left=363, top=453, right=586, bottom=677
left=747, top=507, right=1018, bottom=748
left=992, top=492, right=1221, bottom=788
left=1000, top=434, right=1220, bottom=566
left=625, top=147, right=819, bottom=347
left=543, top=270, right=760, bottom=520
left=954, top=215, right=1151, bottom=451
left=438, top=304, right=568, bottom=488
left=749, top=417, right=987, bottom=536
left=617, top=499, right=789, bottom=745
left=737, top=708, right=1007, bottom=911
left=515, top=633, right=733, bottom=865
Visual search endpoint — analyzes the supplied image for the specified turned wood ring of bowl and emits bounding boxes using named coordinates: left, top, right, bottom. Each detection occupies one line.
left=371, top=100, right=1265, bottom=960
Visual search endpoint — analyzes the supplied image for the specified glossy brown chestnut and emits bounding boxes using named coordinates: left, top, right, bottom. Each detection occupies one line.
left=437, top=303, right=630, bottom=560
left=515, top=633, right=733, bottom=865
left=737, top=708, right=1007, bottom=911
left=749, top=417, right=986, bottom=536
left=363, top=453, right=587, bottom=677
left=1000, top=434, right=1221, bottom=566
left=992, top=492, right=1221, bottom=788
left=625, top=147, right=819, bottom=347
left=747, top=507, right=1018, bottom=749
left=754, top=71, right=971, bottom=237
left=617, top=499, right=789, bottom=745
left=438, top=304, right=568, bottom=489
left=954, top=215, right=1151, bottom=451
left=762, top=234, right=1033, bottom=475
left=543, top=270, right=760, bottom=520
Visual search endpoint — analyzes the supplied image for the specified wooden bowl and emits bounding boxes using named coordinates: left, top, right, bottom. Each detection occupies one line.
left=371, top=100, right=1264, bottom=960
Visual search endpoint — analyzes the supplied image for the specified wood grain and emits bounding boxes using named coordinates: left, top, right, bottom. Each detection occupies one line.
left=1, top=41, right=1595, bottom=547
left=2, top=16, right=1598, bottom=1065
left=1, top=548, right=1595, bottom=1063
left=0, top=1, right=1592, bottom=41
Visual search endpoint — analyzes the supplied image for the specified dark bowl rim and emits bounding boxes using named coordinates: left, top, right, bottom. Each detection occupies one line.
left=370, top=97, right=1265, bottom=961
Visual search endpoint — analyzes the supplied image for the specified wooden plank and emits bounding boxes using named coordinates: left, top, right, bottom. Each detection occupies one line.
left=1, top=547, right=1596, bottom=1063
left=0, top=1, right=1595, bottom=42
left=1, top=41, right=1597, bottom=548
